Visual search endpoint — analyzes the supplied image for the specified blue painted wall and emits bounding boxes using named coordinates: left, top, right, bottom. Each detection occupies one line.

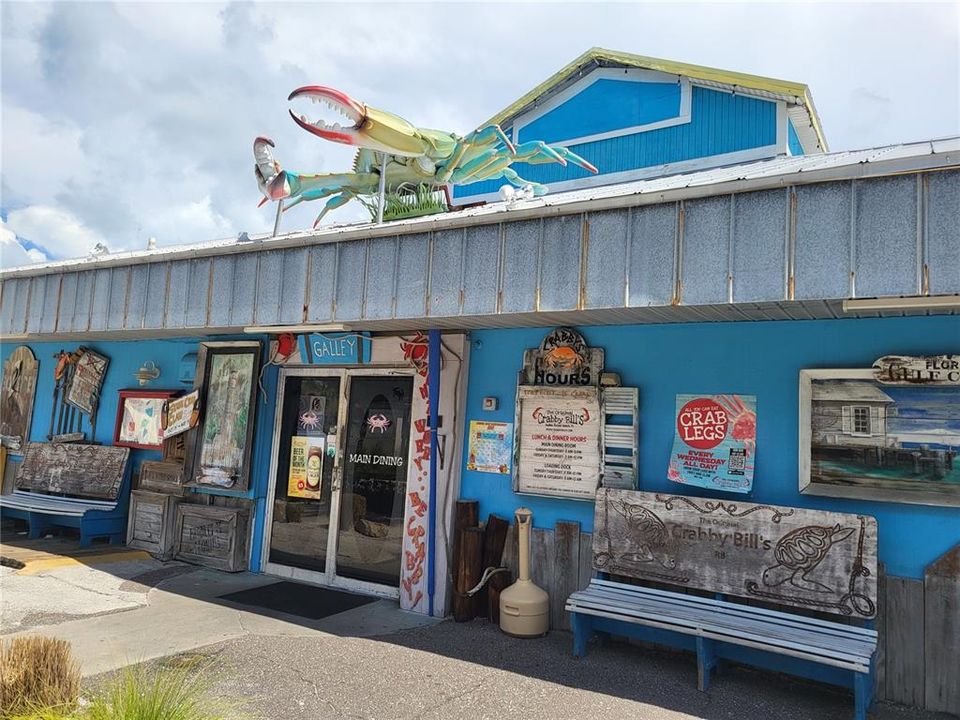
left=455, top=86, right=778, bottom=201
left=1, top=337, right=279, bottom=571
left=788, top=120, right=804, bottom=156
left=459, top=316, right=960, bottom=579
left=516, top=79, right=681, bottom=145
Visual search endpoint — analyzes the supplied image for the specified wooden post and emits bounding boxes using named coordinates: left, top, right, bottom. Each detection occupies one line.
left=482, top=514, right=510, bottom=620
left=924, top=544, right=960, bottom=714
left=451, top=500, right=479, bottom=619
left=453, top=526, right=483, bottom=622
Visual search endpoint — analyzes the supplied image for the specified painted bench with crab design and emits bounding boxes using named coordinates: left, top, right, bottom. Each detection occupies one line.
left=1, top=442, right=132, bottom=546
left=566, top=489, right=878, bottom=720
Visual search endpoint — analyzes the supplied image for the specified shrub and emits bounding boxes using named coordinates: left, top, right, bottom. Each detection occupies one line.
left=84, top=664, right=231, bottom=720
left=0, top=636, right=80, bottom=719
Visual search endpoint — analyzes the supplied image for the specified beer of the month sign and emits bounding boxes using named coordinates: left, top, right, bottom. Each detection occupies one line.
left=669, top=394, right=757, bottom=493
left=515, top=385, right=602, bottom=499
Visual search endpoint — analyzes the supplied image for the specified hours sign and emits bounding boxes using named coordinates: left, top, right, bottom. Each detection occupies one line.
left=514, top=385, right=602, bottom=499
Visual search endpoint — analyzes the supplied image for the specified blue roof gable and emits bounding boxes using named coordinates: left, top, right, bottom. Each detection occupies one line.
left=516, top=78, right=683, bottom=145
left=454, top=85, right=780, bottom=203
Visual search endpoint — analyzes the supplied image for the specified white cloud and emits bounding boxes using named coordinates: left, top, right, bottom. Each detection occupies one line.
left=5, top=205, right=103, bottom=259
left=0, top=218, right=48, bottom=269
left=0, top=2, right=957, bottom=261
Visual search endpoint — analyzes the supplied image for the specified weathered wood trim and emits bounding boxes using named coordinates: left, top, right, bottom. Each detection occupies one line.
left=923, top=544, right=960, bottom=714
left=885, top=576, right=925, bottom=707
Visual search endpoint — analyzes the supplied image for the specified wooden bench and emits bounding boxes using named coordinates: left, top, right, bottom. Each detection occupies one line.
left=567, top=490, right=878, bottom=720
left=1, top=443, right=131, bottom=547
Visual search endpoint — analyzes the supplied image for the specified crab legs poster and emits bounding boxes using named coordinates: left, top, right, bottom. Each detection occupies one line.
left=668, top=394, right=757, bottom=493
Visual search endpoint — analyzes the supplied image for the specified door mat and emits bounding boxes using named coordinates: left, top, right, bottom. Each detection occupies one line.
left=218, top=581, right=378, bottom=620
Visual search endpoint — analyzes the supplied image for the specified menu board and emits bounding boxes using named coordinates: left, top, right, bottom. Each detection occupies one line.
left=514, top=386, right=601, bottom=499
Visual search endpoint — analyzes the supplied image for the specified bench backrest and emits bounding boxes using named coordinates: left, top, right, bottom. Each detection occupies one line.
left=593, top=489, right=878, bottom=619
left=15, top=442, right=130, bottom=501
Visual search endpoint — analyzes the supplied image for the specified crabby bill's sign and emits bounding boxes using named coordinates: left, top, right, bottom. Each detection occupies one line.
left=514, top=328, right=604, bottom=499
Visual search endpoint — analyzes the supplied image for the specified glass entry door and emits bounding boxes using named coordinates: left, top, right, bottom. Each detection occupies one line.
left=265, top=368, right=413, bottom=596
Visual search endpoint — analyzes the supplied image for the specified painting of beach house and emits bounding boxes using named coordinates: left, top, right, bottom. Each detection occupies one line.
left=800, top=369, right=960, bottom=506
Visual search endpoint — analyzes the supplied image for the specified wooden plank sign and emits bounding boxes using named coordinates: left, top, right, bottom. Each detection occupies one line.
left=0, top=346, right=39, bottom=452
left=514, top=385, right=601, bottom=499
left=873, top=355, right=960, bottom=385
left=593, top=489, right=878, bottom=618
left=162, top=390, right=200, bottom=439
left=138, top=460, right=185, bottom=495
left=64, top=349, right=109, bottom=416
left=15, top=442, right=129, bottom=500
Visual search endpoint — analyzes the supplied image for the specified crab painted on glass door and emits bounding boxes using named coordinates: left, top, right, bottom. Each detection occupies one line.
left=254, top=87, right=599, bottom=227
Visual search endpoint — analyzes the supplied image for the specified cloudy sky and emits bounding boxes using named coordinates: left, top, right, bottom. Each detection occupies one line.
left=1, top=2, right=957, bottom=267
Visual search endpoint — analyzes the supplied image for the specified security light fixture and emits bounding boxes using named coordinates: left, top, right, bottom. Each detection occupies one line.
left=842, top=295, right=960, bottom=313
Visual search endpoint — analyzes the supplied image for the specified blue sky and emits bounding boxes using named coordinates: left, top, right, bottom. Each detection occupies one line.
left=2, top=2, right=958, bottom=267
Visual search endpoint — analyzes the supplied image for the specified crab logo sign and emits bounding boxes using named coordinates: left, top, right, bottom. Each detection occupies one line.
left=669, top=394, right=756, bottom=494
left=521, top=328, right=604, bottom=387
left=366, top=413, right=391, bottom=433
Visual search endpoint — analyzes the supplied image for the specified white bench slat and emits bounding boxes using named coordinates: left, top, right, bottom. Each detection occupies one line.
left=567, top=595, right=871, bottom=668
left=1, top=490, right=116, bottom=517
left=591, top=578, right=878, bottom=640
left=567, top=580, right=876, bottom=671
left=568, top=594, right=874, bottom=662
left=567, top=601, right=872, bottom=673
left=572, top=582, right=877, bottom=648
left=572, top=602, right=872, bottom=664
left=573, top=584, right=875, bottom=650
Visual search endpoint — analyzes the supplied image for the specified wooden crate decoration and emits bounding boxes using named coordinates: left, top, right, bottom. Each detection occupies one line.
left=173, top=504, right=250, bottom=572
left=126, top=490, right=181, bottom=560
left=137, top=461, right=185, bottom=495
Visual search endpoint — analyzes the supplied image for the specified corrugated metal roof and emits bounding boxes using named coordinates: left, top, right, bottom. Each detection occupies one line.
left=482, top=47, right=829, bottom=153
left=2, top=136, right=957, bottom=281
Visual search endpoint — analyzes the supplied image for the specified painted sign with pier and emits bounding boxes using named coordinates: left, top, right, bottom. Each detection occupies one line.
left=800, top=369, right=960, bottom=507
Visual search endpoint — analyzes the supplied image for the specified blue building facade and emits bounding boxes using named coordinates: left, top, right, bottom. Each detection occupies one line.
left=453, top=49, right=825, bottom=205
left=1, top=49, right=957, bottom=714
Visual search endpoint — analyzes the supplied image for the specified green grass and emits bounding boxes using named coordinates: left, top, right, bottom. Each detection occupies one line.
left=361, top=183, right=448, bottom=222
left=83, top=665, right=234, bottom=720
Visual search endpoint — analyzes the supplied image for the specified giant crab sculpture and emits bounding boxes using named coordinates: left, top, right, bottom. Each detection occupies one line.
left=255, top=86, right=598, bottom=226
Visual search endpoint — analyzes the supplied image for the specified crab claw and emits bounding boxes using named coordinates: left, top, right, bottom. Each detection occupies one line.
left=554, top=146, right=599, bottom=174
left=254, top=136, right=287, bottom=201
left=288, top=86, right=429, bottom=158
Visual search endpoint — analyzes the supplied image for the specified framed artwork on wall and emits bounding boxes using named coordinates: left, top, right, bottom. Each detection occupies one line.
left=799, top=368, right=960, bottom=507
left=113, top=390, right=179, bottom=450
left=0, top=346, right=39, bottom=452
left=184, top=341, right=262, bottom=492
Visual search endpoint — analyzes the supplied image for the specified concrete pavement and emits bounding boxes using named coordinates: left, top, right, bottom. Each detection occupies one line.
left=3, top=535, right=952, bottom=719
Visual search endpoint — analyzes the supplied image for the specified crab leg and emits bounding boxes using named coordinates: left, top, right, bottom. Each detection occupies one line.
left=514, top=141, right=599, bottom=174
left=437, top=124, right=514, bottom=183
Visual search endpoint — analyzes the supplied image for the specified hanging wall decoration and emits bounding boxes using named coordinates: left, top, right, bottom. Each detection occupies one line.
left=184, top=342, right=262, bottom=492
left=0, top=346, right=39, bottom=451
left=113, top=390, right=179, bottom=450
left=253, top=87, right=599, bottom=229
left=65, top=348, right=109, bottom=416
left=467, top=420, right=513, bottom=475
left=161, top=390, right=201, bottom=439
left=800, top=368, right=960, bottom=507
left=668, top=394, right=757, bottom=493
